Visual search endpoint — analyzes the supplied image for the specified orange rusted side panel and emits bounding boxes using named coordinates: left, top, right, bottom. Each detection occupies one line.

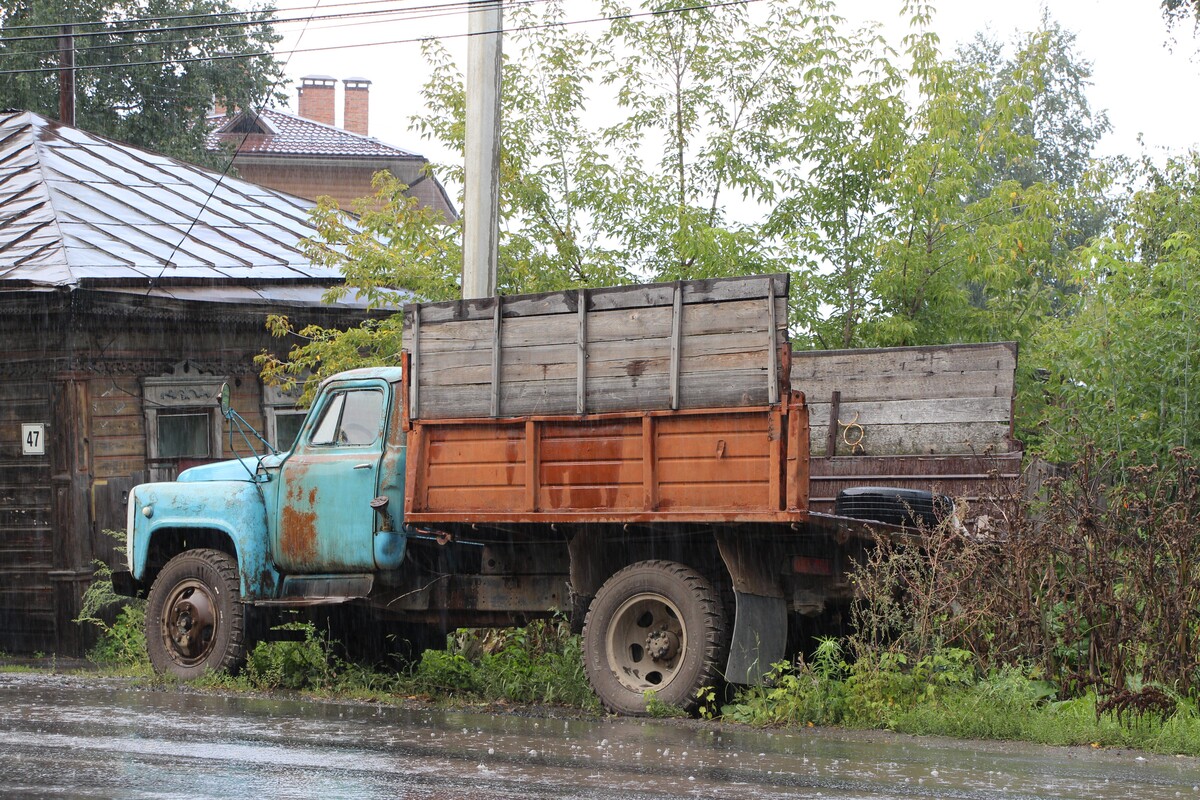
left=786, top=391, right=810, bottom=512
left=405, top=403, right=811, bottom=525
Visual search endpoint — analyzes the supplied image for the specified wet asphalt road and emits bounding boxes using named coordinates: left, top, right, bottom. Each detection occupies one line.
left=0, top=672, right=1198, bottom=799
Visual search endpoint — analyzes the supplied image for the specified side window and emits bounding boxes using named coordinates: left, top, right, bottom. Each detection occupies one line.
left=311, top=394, right=344, bottom=445
left=310, top=390, right=384, bottom=447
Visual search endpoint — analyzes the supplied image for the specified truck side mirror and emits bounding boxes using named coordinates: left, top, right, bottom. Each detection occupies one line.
left=218, top=382, right=233, bottom=419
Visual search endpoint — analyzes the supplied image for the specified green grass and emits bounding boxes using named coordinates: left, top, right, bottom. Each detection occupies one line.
left=69, top=608, right=1200, bottom=755
left=175, top=617, right=600, bottom=712
left=724, top=648, right=1200, bottom=757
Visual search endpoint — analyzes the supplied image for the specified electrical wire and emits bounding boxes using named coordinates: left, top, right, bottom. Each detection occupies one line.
left=0, top=1, right=548, bottom=62
left=0, top=0, right=501, bottom=35
left=0, top=0, right=755, bottom=78
left=129, top=0, right=331, bottom=309
left=0, top=0, right=511, bottom=47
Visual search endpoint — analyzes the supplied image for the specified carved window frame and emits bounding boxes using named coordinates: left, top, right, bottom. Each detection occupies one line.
left=262, top=381, right=307, bottom=450
left=141, top=363, right=226, bottom=480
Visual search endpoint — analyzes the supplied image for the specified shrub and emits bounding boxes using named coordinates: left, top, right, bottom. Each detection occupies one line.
left=244, top=622, right=342, bottom=691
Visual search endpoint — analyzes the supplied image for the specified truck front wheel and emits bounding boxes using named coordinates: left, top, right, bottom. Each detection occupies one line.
left=146, top=549, right=247, bottom=680
left=583, top=560, right=727, bottom=716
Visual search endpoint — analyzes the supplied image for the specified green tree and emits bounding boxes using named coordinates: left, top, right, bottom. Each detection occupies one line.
left=1162, top=0, right=1200, bottom=30
left=266, top=0, right=1091, bottom=387
left=956, top=16, right=1112, bottom=250
left=863, top=15, right=1073, bottom=348
left=256, top=173, right=462, bottom=402
left=0, top=0, right=283, bottom=164
left=1033, top=150, right=1200, bottom=463
left=771, top=2, right=1086, bottom=348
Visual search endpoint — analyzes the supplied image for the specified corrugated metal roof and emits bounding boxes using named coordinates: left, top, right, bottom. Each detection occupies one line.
left=0, top=110, right=349, bottom=293
left=208, top=108, right=421, bottom=160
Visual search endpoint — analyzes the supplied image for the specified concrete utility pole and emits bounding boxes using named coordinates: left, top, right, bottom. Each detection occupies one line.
left=462, top=0, right=502, bottom=300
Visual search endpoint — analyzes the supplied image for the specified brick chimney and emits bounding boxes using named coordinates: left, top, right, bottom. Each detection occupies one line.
left=343, top=78, right=371, bottom=136
left=297, top=75, right=336, bottom=126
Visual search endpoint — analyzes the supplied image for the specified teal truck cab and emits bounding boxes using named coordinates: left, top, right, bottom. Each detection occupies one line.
left=123, top=367, right=408, bottom=678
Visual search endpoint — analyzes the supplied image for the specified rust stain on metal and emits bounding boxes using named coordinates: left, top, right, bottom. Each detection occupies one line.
left=280, top=505, right=318, bottom=563
left=505, top=428, right=522, bottom=487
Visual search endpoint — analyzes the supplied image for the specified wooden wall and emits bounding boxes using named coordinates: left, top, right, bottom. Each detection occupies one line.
left=0, top=380, right=57, bottom=653
left=0, top=291, right=338, bottom=656
left=793, top=342, right=1018, bottom=457
left=793, top=342, right=1022, bottom=515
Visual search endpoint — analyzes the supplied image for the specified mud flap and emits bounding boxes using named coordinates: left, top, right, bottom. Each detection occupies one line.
left=724, top=591, right=787, bottom=685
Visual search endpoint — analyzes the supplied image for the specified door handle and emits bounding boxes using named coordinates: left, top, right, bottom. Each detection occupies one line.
left=354, top=463, right=373, bottom=470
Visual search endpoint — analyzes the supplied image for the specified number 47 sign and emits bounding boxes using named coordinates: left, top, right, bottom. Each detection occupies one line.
left=21, top=423, right=46, bottom=456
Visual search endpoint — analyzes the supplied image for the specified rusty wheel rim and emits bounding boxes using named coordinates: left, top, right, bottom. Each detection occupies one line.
left=605, top=592, right=687, bottom=695
left=160, top=578, right=218, bottom=667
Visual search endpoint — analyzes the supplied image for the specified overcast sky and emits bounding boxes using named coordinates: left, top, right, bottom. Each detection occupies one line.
left=270, top=0, right=1200, bottom=169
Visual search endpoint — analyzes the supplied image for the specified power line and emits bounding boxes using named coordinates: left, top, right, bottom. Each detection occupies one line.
left=0, top=0, right=755, bottom=78
left=0, top=1, right=502, bottom=46
left=0, top=0, right=498, bottom=35
left=0, top=1, right=543, bottom=62
left=144, top=0, right=332, bottom=293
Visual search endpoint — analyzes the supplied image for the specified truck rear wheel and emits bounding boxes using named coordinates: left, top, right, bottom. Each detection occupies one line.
left=146, top=549, right=247, bottom=680
left=583, top=560, right=727, bottom=716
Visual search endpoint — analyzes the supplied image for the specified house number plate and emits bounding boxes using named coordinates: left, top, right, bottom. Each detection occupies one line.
left=21, top=423, right=46, bottom=456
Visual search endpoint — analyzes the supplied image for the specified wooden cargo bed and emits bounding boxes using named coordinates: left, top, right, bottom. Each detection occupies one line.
left=403, top=392, right=810, bottom=524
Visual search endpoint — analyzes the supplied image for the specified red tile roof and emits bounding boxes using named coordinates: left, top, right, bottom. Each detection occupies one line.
left=208, top=108, right=421, bottom=160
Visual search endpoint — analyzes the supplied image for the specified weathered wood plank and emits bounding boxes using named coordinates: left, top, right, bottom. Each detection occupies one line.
left=0, top=382, right=50, bottom=402
left=807, top=396, right=1012, bottom=428
left=409, top=304, right=421, bottom=419
left=669, top=283, right=683, bottom=410
left=419, top=336, right=772, bottom=386
left=93, top=456, right=147, bottom=479
left=406, top=275, right=791, bottom=419
left=811, top=421, right=1013, bottom=456
left=767, top=278, right=779, bottom=404
left=797, top=368, right=1012, bottom=403
left=417, top=370, right=777, bottom=418
left=490, top=300, right=502, bottom=417
left=89, top=415, right=144, bottom=438
left=90, top=395, right=142, bottom=418
left=90, top=436, right=145, bottom=458
left=403, top=274, right=790, bottom=324
left=794, top=342, right=1018, bottom=456
left=577, top=289, right=587, bottom=415
left=793, top=342, right=1015, bottom=382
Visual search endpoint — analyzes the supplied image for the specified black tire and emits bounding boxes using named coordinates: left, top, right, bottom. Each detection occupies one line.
left=145, top=549, right=247, bottom=680
left=583, top=560, right=727, bottom=716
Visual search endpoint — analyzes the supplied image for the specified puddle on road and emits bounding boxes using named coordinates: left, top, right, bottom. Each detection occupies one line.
left=1, top=673, right=1197, bottom=800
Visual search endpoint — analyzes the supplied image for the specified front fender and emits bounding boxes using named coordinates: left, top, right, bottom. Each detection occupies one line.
left=128, top=481, right=280, bottom=599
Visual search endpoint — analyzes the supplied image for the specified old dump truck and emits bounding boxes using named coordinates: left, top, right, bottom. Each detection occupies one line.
left=116, top=274, right=1015, bottom=714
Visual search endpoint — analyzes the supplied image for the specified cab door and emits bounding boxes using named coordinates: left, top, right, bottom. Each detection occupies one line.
left=274, top=383, right=388, bottom=573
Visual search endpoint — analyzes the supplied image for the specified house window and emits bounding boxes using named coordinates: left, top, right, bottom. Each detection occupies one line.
left=157, top=412, right=212, bottom=459
left=273, top=411, right=307, bottom=451
left=142, top=362, right=226, bottom=481
left=262, top=380, right=308, bottom=451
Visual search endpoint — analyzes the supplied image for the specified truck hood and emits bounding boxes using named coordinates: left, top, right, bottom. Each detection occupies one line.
left=178, top=453, right=287, bottom=483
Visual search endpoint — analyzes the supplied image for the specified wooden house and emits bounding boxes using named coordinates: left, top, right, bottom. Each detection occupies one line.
left=0, top=110, right=380, bottom=656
